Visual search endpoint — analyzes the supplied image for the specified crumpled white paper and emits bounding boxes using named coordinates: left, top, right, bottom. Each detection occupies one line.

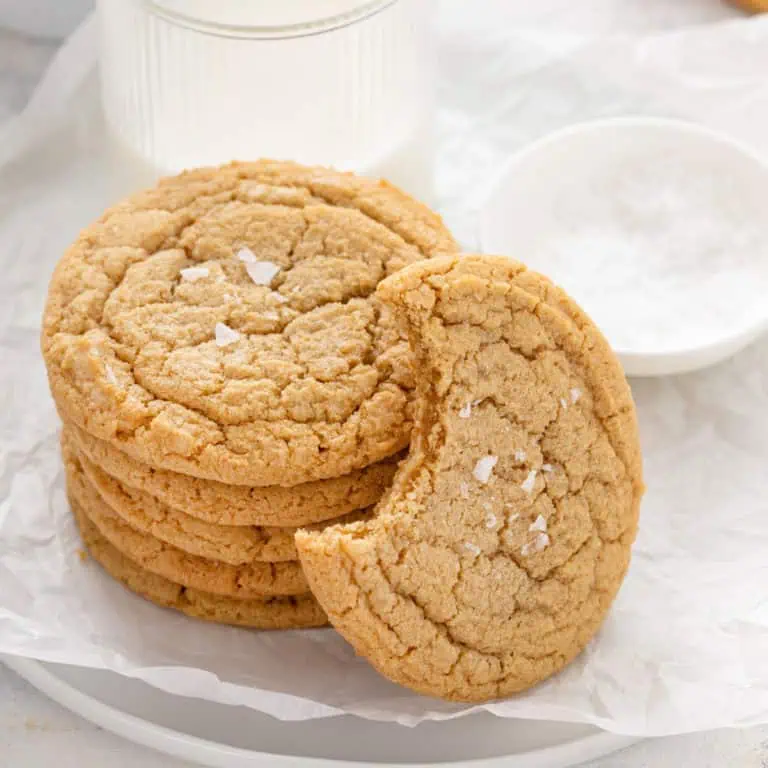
left=1, top=1, right=767, bottom=736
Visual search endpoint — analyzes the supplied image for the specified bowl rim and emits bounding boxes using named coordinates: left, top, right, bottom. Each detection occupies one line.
left=476, top=115, right=768, bottom=375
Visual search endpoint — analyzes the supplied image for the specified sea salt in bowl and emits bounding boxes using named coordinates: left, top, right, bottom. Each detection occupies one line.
left=478, top=117, right=768, bottom=377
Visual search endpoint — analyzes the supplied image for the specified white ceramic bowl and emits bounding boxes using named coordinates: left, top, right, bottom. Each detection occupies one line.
left=478, top=117, right=768, bottom=377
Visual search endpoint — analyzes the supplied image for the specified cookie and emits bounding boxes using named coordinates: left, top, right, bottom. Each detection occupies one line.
left=71, top=497, right=328, bottom=629
left=296, top=254, right=643, bottom=702
left=65, top=430, right=372, bottom=564
left=65, top=448, right=310, bottom=598
left=42, top=160, right=457, bottom=486
left=67, top=421, right=400, bottom=527
left=728, top=0, right=768, bottom=12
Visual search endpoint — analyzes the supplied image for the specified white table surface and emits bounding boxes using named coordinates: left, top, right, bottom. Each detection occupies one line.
left=1, top=3, right=767, bottom=766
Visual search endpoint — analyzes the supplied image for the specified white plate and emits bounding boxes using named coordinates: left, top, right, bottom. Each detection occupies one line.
left=478, top=117, right=768, bottom=377
left=5, top=656, right=636, bottom=768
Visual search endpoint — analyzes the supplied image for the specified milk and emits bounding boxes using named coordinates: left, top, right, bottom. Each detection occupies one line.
left=97, top=0, right=435, bottom=200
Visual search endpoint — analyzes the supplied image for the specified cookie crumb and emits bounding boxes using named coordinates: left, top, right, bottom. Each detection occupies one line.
left=485, top=511, right=498, bottom=529
left=541, top=463, right=554, bottom=473
left=529, top=514, right=547, bottom=532
left=514, top=450, right=527, bottom=463
left=473, top=455, right=498, bottom=484
left=521, top=469, right=537, bottom=494
left=464, top=541, right=481, bottom=557
left=570, top=387, right=582, bottom=404
left=104, top=364, right=117, bottom=385
left=521, top=532, right=550, bottom=556
left=245, top=260, right=281, bottom=286
left=459, top=481, right=470, bottom=499
left=180, top=266, right=209, bottom=282
left=215, top=322, right=241, bottom=347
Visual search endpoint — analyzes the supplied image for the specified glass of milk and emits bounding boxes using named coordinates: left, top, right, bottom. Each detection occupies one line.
left=97, top=0, right=435, bottom=201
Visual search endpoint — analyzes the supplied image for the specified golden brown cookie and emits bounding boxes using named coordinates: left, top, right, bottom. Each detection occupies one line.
left=67, top=421, right=400, bottom=527
left=65, top=448, right=310, bottom=598
left=65, top=430, right=372, bottom=564
left=42, top=161, right=457, bottom=486
left=728, top=0, right=768, bottom=12
left=71, top=497, right=328, bottom=629
left=297, top=254, right=643, bottom=702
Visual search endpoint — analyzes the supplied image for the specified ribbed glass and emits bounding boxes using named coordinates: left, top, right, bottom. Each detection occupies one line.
left=97, top=0, right=434, bottom=200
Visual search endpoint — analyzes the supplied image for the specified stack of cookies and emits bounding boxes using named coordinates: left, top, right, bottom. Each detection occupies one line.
left=40, top=160, right=644, bottom=702
left=41, top=160, right=457, bottom=630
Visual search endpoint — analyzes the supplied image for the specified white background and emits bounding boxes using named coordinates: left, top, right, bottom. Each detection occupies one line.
left=0, top=1, right=767, bottom=765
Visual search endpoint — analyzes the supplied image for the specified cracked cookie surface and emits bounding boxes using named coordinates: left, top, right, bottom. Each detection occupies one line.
left=71, top=498, right=328, bottom=629
left=64, top=429, right=372, bottom=564
left=296, top=254, right=643, bottom=702
left=43, top=161, right=457, bottom=486
left=67, top=421, right=400, bottom=527
left=65, top=445, right=310, bottom=598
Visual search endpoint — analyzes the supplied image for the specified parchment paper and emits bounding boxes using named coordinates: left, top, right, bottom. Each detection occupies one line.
left=0, top=1, right=767, bottom=735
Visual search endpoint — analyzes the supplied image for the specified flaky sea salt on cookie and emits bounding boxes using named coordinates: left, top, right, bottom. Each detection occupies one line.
left=296, top=254, right=643, bottom=703
left=41, top=160, right=457, bottom=486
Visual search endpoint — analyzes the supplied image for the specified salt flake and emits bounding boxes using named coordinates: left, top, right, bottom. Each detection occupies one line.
left=529, top=514, right=547, bottom=533
left=514, top=450, right=527, bottom=463
left=485, top=511, right=498, bottom=530
left=521, top=469, right=537, bottom=494
left=180, top=266, right=209, bottom=282
left=521, top=532, right=550, bottom=557
left=246, top=261, right=281, bottom=286
left=570, top=387, right=582, bottom=404
left=473, top=455, right=498, bottom=484
left=459, top=398, right=482, bottom=418
left=237, top=247, right=257, bottom=264
left=215, top=322, right=240, bottom=347
left=459, top=481, right=470, bottom=499
left=104, top=364, right=117, bottom=385
left=560, top=397, right=569, bottom=409
left=541, top=463, right=554, bottom=473
left=464, top=542, right=481, bottom=557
